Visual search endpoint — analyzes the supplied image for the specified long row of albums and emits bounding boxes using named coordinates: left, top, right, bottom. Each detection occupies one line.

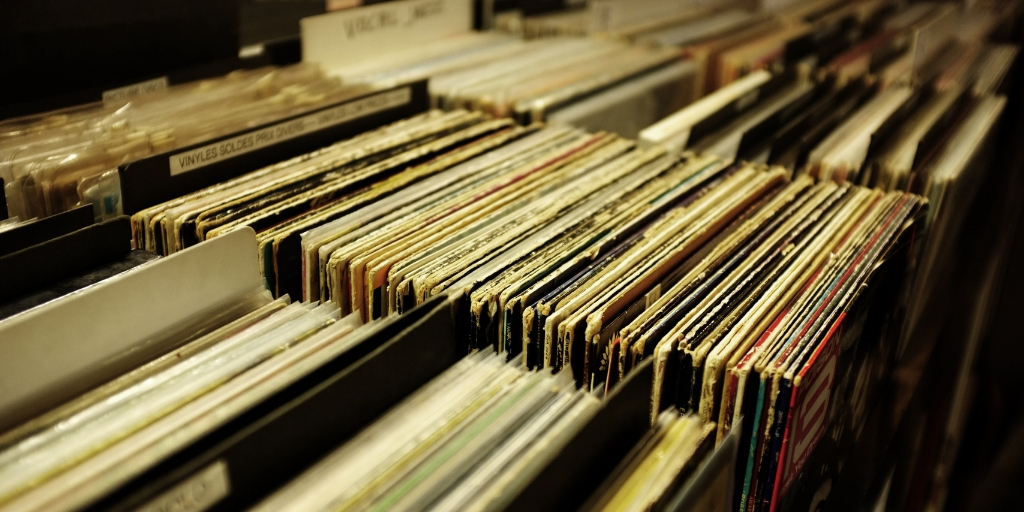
left=1, top=0, right=1016, bottom=221
left=0, top=0, right=1020, bottom=511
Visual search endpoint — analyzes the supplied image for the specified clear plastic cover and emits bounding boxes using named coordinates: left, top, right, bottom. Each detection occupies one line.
left=1, top=65, right=374, bottom=221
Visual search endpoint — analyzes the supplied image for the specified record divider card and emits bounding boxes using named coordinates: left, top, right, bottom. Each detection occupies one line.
left=0, top=228, right=264, bottom=433
left=301, top=0, right=473, bottom=72
left=118, top=81, right=429, bottom=215
left=0, top=216, right=130, bottom=305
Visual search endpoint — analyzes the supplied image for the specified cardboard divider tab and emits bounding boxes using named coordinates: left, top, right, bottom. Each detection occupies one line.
left=118, top=81, right=429, bottom=215
left=302, top=0, right=472, bottom=72
left=0, top=228, right=263, bottom=432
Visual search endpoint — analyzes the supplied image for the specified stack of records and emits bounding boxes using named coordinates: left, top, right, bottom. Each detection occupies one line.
left=641, top=58, right=1013, bottom=181
left=0, top=231, right=462, bottom=510
left=619, top=0, right=1018, bottom=97
left=0, top=295, right=357, bottom=509
left=255, top=352, right=598, bottom=512
left=0, top=65, right=372, bottom=221
left=581, top=412, right=717, bottom=512
left=132, top=110, right=525, bottom=301
left=316, top=35, right=696, bottom=132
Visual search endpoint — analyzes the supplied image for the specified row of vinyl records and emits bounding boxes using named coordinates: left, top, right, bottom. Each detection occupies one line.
left=1, top=0, right=1018, bottom=222
left=0, top=231, right=734, bottom=512
left=0, top=84, right=1011, bottom=512
left=0, top=3, right=1019, bottom=512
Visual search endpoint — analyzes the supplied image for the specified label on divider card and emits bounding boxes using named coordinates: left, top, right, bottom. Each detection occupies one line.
left=302, top=0, right=471, bottom=70
left=103, top=77, right=169, bottom=103
left=169, top=87, right=411, bottom=175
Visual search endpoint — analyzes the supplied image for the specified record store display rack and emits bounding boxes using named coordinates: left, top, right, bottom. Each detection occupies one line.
left=1, top=0, right=1022, bottom=511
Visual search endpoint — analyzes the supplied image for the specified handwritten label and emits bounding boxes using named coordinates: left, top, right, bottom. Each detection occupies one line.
left=335, top=0, right=445, bottom=40
left=135, top=460, right=230, bottom=512
left=103, top=77, right=169, bottom=103
left=169, top=87, right=411, bottom=175
left=303, top=0, right=470, bottom=71
left=589, top=0, right=695, bottom=33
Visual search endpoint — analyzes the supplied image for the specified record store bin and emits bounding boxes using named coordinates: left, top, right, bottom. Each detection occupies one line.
left=1, top=0, right=1022, bottom=511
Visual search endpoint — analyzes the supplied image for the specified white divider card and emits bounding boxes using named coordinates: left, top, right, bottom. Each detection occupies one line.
left=302, top=0, right=472, bottom=71
left=0, top=228, right=264, bottom=432
left=588, top=0, right=703, bottom=34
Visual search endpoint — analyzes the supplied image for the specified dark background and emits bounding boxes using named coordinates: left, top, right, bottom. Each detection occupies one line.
left=0, top=0, right=239, bottom=119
